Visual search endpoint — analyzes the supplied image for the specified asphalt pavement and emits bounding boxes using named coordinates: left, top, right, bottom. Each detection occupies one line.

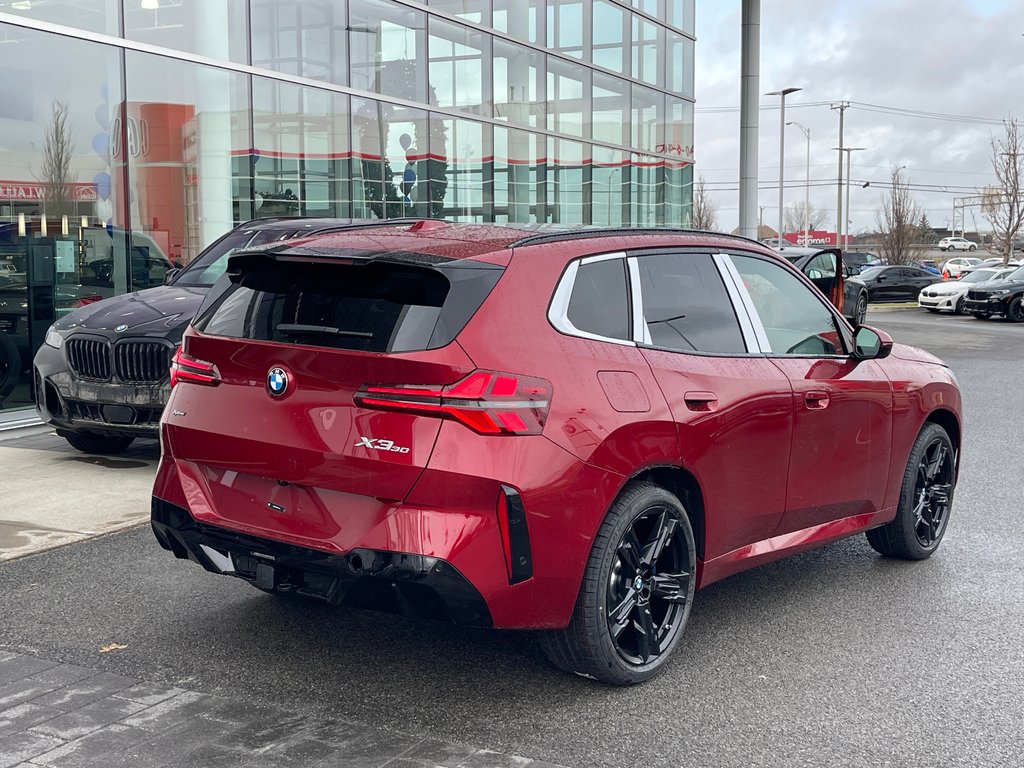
left=1, top=308, right=1023, bottom=768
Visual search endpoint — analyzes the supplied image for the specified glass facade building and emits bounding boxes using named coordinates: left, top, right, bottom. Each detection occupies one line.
left=0, top=0, right=694, bottom=412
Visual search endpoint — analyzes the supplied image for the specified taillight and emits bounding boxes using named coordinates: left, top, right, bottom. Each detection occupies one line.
left=354, top=370, right=551, bottom=435
left=170, top=346, right=220, bottom=387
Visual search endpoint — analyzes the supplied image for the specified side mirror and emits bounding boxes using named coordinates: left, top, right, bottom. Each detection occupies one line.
left=853, top=325, right=893, bottom=360
left=164, top=267, right=181, bottom=285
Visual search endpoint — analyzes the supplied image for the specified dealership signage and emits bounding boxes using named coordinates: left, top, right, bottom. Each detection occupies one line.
left=0, top=181, right=98, bottom=202
left=783, top=230, right=846, bottom=247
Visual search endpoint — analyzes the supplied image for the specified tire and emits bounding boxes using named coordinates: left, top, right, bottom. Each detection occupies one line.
left=539, top=482, right=696, bottom=685
left=968, top=245, right=977, bottom=251
left=866, top=423, right=955, bottom=560
left=971, top=312, right=991, bottom=320
left=853, top=293, right=868, bottom=327
left=1006, top=297, right=1024, bottom=323
left=954, top=296, right=966, bottom=315
left=63, top=431, right=135, bottom=455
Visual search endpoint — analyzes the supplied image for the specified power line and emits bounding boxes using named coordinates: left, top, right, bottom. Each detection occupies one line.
left=695, top=99, right=1011, bottom=127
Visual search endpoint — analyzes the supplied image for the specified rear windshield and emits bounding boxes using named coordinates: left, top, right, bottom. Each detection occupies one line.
left=192, top=255, right=503, bottom=353
left=174, top=229, right=299, bottom=287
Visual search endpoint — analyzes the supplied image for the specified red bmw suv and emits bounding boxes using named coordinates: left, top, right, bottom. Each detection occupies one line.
left=152, top=223, right=962, bottom=685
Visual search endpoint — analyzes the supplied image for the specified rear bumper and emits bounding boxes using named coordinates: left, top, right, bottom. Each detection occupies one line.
left=151, top=496, right=493, bottom=627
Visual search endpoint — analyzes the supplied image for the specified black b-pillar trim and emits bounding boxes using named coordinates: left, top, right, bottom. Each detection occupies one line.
left=501, top=485, right=533, bottom=584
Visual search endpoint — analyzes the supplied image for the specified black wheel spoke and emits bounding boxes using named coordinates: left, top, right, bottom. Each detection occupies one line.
left=617, top=529, right=643, bottom=575
left=652, top=572, right=688, bottom=603
left=642, top=511, right=678, bottom=567
left=634, top=602, right=658, bottom=663
left=608, top=588, right=638, bottom=640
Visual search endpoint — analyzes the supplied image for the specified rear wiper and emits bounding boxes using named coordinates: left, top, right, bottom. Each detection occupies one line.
left=277, top=323, right=373, bottom=339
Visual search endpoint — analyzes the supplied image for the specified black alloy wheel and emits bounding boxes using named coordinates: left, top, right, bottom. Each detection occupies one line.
left=867, top=423, right=955, bottom=560
left=540, top=482, right=696, bottom=685
left=604, top=506, right=691, bottom=667
left=1006, top=297, right=1024, bottom=323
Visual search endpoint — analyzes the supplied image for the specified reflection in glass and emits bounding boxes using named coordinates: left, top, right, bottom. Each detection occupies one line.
left=124, top=50, right=252, bottom=265
left=547, top=57, right=588, bottom=139
left=0, top=25, right=125, bottom=407
left=428, top=17, right=489, bottom=116
left=493, top=0, right=544, bottom=45
left=350, top=0, right=427, bottom=104
left=250, top=0, right=348, bottom=83
left=547, top=0, right=585, bottom=60
left=632, top=15, right=662, bottom=87
left=592, top=73, right=629, bottom=147
left=127, top=0, right=248, bottom=64
left=2, top=0, right=117, bottom=35
left=494, top=127, right=544, bottom=224
left=253, top=78, right=351, bottom=219
left=592, top=1, right=626, bottom=74
left=549, top=138, right=586, bottom=225
left=667, top=33, right=695, bottom=98
left=631, top=84, right=664, bottom=153
left=493, top=40, right=544, bottom=129
left=432, top=117, right=489, bottom=221
left=429, top=0, right=490, bottom=25
left=592, top=146, right=626, bottom=226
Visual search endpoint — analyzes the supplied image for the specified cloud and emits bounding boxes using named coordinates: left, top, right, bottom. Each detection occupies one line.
left=695, top=0, right=1024, bottom=233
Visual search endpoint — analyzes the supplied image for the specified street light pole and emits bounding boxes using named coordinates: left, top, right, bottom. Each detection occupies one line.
left=788, top=121, right=810, bottom=245
left=767, top=87, right=801, bottom=246
left=831, top=146, right=864, bottom=250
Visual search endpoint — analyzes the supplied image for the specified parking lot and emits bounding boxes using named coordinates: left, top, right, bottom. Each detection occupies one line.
left=1, top=307, right=1022, bottom=768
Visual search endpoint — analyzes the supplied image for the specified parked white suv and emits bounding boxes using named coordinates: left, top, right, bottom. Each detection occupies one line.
left=941, top=256, right=982, bottom=278
left=937, top=236, right=978, bottom=252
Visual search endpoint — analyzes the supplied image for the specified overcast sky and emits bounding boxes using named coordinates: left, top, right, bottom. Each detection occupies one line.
left=694, top=0, right=1024, bottom=235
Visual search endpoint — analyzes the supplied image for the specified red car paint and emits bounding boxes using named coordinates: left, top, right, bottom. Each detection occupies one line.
left=153, top=224, right=962, bottom=630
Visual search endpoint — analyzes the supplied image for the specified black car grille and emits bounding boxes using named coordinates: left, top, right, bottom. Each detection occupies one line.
left=66, top=338, right=111, bottom=380
left=64, top=399, right=163, bottom=426
left=114, top=341, right=172, bottom=383
left=967, top=290, right=989, bottom=300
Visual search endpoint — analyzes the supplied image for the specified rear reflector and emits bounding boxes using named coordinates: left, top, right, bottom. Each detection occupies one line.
left=497, top=485, right=533, bottom=584
left=354, top=370, right=551, bottom=435
left=170, top=347, right=220, bottom=387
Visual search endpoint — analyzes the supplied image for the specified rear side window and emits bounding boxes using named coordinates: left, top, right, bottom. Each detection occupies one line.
left=636, top=253, right=746, bottom=353
left=566, top=258, right=631, bottom=340
left=193, top=257, right=502, bottom=353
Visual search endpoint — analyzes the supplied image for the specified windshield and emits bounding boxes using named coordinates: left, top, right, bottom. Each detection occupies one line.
left=1007, top=266, right=1024, bottom=282
left=961, top=269, right=998, bottom=283
left=174, top=228, right=293, bottom=287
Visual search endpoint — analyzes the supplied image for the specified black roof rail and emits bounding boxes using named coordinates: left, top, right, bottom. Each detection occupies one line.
left=506, top=227, right=764, bottom=250
left=236, top=216, right=432, bottom=230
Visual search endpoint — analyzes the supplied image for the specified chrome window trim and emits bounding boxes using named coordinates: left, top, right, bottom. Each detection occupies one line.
left=711, top=253, right=760, bottom=354
left=547, top=253, right=636, bottom=348
left=626, top=257, right=652, bottom=345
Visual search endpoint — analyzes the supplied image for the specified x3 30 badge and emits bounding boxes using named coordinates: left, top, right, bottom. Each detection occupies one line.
left=355, top=436, right=410, bottom=454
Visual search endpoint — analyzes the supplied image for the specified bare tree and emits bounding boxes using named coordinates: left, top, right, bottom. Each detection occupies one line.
left=783, top=201, right=829, bottom=236
left=38, top=100, right=76, bottom=219
left=690, top=175, right=718, bottom=231
left=876, top=165, right=922, bottom=265
left=984, top=118, right=1023, bottom=266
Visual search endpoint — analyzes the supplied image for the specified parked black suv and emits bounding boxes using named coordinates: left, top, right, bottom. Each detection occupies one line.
left=33, top=218, right=414, bottom=453
left=963, top=264, right=1024, bottom=322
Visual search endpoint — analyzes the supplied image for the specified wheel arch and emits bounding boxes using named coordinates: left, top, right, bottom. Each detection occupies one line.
left=626, top=464, right=706, bottom=560
left=924, top=407, right=961, bottom=460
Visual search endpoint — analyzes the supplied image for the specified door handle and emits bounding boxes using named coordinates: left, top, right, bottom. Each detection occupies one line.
left=684, top=391, right=718, bottom=412
left=804, top=390, right=830, bottom=410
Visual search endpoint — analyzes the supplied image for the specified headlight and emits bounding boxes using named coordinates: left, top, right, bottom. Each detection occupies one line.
left=44, top=327, right=64, bottom=349
left=992, top=289, right=1011, bottom=295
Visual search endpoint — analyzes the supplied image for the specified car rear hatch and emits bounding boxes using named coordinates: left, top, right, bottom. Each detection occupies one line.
left=162, top=245, right=507, bottom=539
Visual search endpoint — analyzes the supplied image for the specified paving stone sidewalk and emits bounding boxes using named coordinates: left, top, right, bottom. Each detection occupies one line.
left=0, top=651, right=566, bottom=768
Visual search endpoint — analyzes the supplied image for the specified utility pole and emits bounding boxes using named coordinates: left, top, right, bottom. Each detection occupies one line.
left=831, top=102, right=849, bottom=247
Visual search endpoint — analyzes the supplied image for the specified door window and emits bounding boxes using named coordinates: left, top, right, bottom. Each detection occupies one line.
left=732, top=254, right=845, bottom=356
left=635, top=253, right=746, bottom=353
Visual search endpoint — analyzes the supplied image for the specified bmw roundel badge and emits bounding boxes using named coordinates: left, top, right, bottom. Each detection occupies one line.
left=115, top=324, right=128, bottom=333
left=267, top=367, right=289, bottom=397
